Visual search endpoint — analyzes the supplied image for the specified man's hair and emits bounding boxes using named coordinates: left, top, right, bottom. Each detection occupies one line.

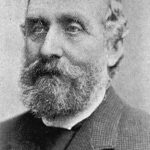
left=104, top=0, right=128, bottom=78
left=26, top=0, right=128, bottom=78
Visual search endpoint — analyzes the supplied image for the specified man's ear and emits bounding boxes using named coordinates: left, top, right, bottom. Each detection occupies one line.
left=20, top=24, right=26, bottom=36
left=107, top=39, right=124, bottom=67
left=104, top=0, right=129, bottom=68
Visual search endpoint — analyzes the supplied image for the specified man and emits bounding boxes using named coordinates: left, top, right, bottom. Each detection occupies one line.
left=0, top=0, right=150, bottom=149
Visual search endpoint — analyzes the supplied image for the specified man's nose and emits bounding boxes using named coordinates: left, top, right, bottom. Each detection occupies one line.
left=40, top=27, right=63, bottom=59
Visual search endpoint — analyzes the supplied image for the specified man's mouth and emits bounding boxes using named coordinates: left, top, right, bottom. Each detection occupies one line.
left=39, top=69, right=61, bottom=77
left=32, top=68, right=62, bottom=84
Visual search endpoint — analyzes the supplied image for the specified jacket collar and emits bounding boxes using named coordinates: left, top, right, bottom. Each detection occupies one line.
left=67, top=86, right=124, bottom=150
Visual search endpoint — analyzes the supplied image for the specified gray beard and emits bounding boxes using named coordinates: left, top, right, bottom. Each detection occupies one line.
left=20, top=57, right=104, bottom=120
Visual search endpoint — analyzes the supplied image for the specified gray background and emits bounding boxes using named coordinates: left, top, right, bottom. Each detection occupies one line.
left=0, top=0, right=150, bottom=121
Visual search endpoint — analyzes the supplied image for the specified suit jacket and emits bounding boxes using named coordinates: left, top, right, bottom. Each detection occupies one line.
left=0, top=87, right=150, bottom=150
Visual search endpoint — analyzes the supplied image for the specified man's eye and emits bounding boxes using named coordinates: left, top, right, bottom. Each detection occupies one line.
left=29, top=20, right=49, bottom=41
left=33, top=23, right=46, bottom=35
left=66, top=23, right=83, bottom=35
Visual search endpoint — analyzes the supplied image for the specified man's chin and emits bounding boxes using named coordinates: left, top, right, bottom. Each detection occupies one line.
left=27, top=96, right=84, bottom=121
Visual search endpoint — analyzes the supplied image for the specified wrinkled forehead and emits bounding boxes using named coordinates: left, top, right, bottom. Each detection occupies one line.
left=27, top=0, right=107, bottom=22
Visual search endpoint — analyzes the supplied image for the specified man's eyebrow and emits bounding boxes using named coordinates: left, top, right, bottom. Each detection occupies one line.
left=57, top=13, right=90, bottom=30
left=25, top=16, right=50, bottom=27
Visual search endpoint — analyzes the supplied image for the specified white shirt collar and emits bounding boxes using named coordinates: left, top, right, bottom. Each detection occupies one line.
left=42, top=87, right=106, bottom=130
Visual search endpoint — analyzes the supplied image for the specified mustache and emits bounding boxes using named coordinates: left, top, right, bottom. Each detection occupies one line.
left=21, top=57, right=84, bottom=86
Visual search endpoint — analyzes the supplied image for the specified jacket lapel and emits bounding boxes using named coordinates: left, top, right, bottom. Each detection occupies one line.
left=67, top=87, right=124, bottom=150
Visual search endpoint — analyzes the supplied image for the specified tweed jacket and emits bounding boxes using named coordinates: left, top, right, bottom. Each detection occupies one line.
left=0, top=87, right=150, bottom=150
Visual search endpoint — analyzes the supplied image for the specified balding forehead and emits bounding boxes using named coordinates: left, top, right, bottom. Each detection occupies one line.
left=27, top=0, right=108, bottom=10
left=27, top=0, right=121, bottom=8
left=26, top=0, right=117, bottom=18
left=27, top=0, right=108, bottom=19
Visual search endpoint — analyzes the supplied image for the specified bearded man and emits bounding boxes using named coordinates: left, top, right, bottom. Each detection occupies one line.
left=0, top=0, right=150, bottom=150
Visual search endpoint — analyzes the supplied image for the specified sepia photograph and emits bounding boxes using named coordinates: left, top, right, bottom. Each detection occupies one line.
left=0, top=0, right=150, bottom=149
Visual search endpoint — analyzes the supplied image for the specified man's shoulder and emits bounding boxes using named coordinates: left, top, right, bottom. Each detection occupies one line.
left=0, top=112, right=37, bottom=132
left=0, top=112, right=45, bottom=149
left=0, top=112, right=31, bottom=138
left=97, top=86, right=150, bottom=149
left=120, top=103, right=150, bottom=129
left=0, top=111, right=46, bottom=135
left=117, top=102, right=150, bottom=149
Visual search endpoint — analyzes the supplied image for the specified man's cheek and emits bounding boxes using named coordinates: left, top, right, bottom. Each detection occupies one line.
left=68, top=38, right=103, bottom=63
left=26, top=39, right=41, bottom=59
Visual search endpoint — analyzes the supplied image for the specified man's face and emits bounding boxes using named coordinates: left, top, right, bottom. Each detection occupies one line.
left=20, top=0, right=109, bottom=120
